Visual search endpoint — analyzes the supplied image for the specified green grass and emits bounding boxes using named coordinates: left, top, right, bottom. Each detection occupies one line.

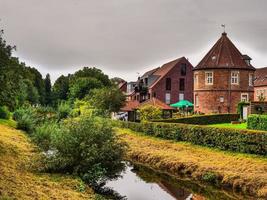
left=0, top=119, right=16, bottom=128
left=207, top=122, right=247, bottom=129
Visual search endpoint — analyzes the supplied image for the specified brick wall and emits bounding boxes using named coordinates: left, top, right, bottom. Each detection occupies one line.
left=250, top=101, right=267, bottom=114
left=150, top=58, right=193, bottom=104
left=194, top=69, right=254, bottom=113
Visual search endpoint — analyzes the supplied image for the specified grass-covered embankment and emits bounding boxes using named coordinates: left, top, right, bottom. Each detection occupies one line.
left=0, top=123, right=96, bottom=200
left=116, top=128, right=267, bottom=199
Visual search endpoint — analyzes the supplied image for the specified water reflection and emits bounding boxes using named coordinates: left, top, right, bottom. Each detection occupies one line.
left=105, top=163, right=202, bottom=200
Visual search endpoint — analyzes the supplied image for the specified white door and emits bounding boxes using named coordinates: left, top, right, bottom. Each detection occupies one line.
left=243, top=106, right=248, bottom=120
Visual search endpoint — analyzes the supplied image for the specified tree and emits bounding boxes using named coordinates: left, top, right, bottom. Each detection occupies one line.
left=44, top=74, right=52, bottom=105
left=53, top=75, right=70, bottom=102
left=87, top=87, right=126, bottom=115
left=69, top=77, right=103, bottom=100
left=138, top=105, right=162, bottom=122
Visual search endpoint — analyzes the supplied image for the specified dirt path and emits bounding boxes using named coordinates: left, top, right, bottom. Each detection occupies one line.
left=116, top=128, right=267, bottom=199
left=0, top=124, right=95, bottom=200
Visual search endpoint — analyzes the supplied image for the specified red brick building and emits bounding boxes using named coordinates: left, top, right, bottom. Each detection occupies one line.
left=254, top=67, right=267, bottom=101
left=134, top=56, right=193, bottom=104
left=194, top=32, right=255, bottom=114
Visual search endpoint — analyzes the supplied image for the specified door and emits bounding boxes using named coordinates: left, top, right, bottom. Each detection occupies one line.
left=243, top=106, right=248, bottom=120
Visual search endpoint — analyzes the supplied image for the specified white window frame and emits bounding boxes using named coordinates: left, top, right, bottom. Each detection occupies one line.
left=195, top=94, right=199, bottom=107
left=231, top=71, right=239, bottom=85
left=205, top=71, right=213, bottom=85
left=241, top=93, right=249, bottom=102
left=219, top=96, right=224, bottom=103
left=249, top=73, right=253, bottom=86
left=179, top=93, right=184, bottom=101
left=165, top=93, right=171, bottom=104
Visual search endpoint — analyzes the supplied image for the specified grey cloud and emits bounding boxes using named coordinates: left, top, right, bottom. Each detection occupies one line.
left=0, top=0, right=267, bottom=82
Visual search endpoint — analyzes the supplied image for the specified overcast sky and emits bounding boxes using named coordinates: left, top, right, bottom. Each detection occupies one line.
left=1, top=0, right=267, bottom=82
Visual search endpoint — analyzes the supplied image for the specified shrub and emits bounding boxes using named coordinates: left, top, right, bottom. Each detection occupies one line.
left=116, top=121, right=267, bottom=155
left=138, top=105, right=162, bottom=122
left=45, top=116, right=127, bottom=186
left=32, top=122, right=61, bottom=151
left=153, top=114, right=240, bottom=125
left=13, top=107, right=37, bottom=133
left=57, top=102, right=71, bottom=120
left=247, top=114, right=267, bottom=131
left=0, top=106, right=10, bottom=119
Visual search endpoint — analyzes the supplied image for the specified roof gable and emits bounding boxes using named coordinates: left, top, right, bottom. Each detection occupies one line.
left=254, top=67, right=267, bottom=87
left=195, top=33, right=255, bottom=70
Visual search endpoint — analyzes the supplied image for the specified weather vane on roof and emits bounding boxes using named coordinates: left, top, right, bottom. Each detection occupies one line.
left=221, top=24, right=226, bottom=33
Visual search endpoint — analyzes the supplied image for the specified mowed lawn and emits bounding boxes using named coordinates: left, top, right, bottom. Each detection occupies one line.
left=208, top=122, right=248, bottom=129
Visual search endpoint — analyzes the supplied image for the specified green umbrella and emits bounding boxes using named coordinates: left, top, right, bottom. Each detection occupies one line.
left=170, top=100, right=194, bottom=108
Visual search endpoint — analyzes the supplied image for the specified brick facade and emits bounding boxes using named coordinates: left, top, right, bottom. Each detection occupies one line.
left=149, top=57, right=193, bottom=104
left=194, top=32, right=255, bottom=114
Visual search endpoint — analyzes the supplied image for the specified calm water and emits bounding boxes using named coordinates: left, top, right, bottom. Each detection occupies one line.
left=104, top=163, right=245, bottom=200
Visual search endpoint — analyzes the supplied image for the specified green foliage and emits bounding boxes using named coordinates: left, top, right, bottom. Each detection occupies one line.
left=14, top=107, right=37, bottom=133
left=71, top=99, right=94, bottom=117
left=69, top=77, right=103, bottom=100
left=52, top=75, right=70, bottom=102
left=44, top=74, right=52, bottom=105
left=45, top=116, right=126, bottom=186
left=237, top=102, right=250, bottom=118
left=0, top=106, right=10, bottom=119
left=116, top=121, right=267, bottom=155
left=32, top=121, right=60, bottom=151
left=153, top=114, right=240, bottom=125
left=247, top=114, right=267, bottom=131
left=57, top=102, right=72, bottom=120
left=202, top=172, right=218, bottom=184
left=138, top=105, right=162, bottom=122
left=87, top=87, right=126, bottom=115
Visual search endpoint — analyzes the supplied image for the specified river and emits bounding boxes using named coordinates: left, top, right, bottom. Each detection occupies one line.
left=103, top=163, right=249, bottom=200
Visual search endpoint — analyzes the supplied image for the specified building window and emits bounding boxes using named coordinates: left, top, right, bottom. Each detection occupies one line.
left=144, top=78, right=148, bottom=86
left=194, top=73, right=198, bottom=87
left=166, top=78, right=171, bottom=90
left=165, top=93, right=171, bottom=104
left=180, top=63, right=186, bottom=76
left=231, top=71, right=239, bottom=85
left=205, top=71, right=213, bottom=85
left=249, top=73, right=253, bottom=86
left=241, top=93, right=249, bottom=102
left=179, top=78, right=185, bottom=91
left=195, top=94, right=199, bottom=107
left=219, top=96, right=224, bottom=103
left=153, top=92, right=156, bottom=97
left=179, top=93, right=184, bottom=101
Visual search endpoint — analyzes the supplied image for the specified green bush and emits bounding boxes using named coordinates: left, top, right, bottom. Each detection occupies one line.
left=116, top=121, right=267, bottom=155
left=57, top=102, right=71, bottom=120
left=32, top=122, right=61, bottom=151
left=153, top=114, right=240, bottom=125
left=247, top=114, right=267, bottom=131
left=138, top=105, right=162, bottom=122
left=0, top=106, right=10, bottom=119
left=13, top=107, right=37, bottom=133
left=45, top=116, right=127, bottom=186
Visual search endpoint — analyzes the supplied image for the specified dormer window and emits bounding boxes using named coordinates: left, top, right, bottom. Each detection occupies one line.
left=249, top=73, right=253, bottom=86
left=231, top=71, right=239, bottom=85
left=242, top=54, right=251, bottom=66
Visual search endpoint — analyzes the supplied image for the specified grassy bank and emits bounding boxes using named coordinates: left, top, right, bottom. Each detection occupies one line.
left=208, top=123, right=247, bottom=130
left=116, top=128, right=267, bottom=199
left=0, top=123, right=97, bottom=200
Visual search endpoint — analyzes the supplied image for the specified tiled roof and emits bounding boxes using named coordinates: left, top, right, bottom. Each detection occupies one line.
left=118, top=81, right=127, bottom=89
left=254, top=67, right=267, bottom=87
left=149, top=57, right=184, bottom=88
left=141, top=67, right=160, bottom=78
left=195, top=32, right=255, bottom=70
left=120, top=100, right=140, bottom=112
left=138, top=98, right=173, bottom=110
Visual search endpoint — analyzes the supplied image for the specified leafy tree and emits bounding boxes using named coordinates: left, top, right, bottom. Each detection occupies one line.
left=69, top=77, right=103, bottom=100
left=44, top=73, right=52, bottom=105
left=87, top=87, right=126, bottom=115
left=53, top=75, right=70, bottom=102
left=138, top=105, right=162, bottom=122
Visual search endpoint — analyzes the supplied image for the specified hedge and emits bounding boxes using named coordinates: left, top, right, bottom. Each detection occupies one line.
left=248, top=114, right=267, bottom=131
left=152, top=114, right=240, bottom=125
left=115, top=121, right=267, bottom=155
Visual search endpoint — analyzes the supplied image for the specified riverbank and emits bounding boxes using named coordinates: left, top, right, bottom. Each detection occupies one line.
left=116, top=128, right=267, bottom=199
left=0, top=123, right=96, bottom=200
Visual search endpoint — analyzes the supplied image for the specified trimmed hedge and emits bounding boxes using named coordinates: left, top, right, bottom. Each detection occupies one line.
left=115, top=121, right=267, bottom=155
left=0, top=106, right=11, bottom=119
left=152, top=114, right=240, bottom=125
left=248, top=114, right=267, bottom=131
